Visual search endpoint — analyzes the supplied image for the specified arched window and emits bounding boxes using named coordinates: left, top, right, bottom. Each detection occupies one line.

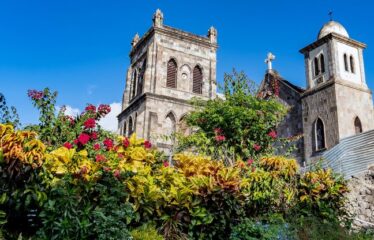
left=350, top=55, right=355, bottom=74
left=314, top=57, right=320, bottom=76
left=137, top=59, right=147, bottom=95
left=193, top=66, right=203, bottom=94
left=354, top=117, right=362, bottom=134
left=344, top=54, right=349, bottom=72
left=320, top=54, right=325, bottom=73
left=128, top=117, right=133, bottom=136
left=131, top=70, right=137, bottom=98
left=123, top=121, right=127, bottom=136
left=164, top=112, right=176, bottom=144
left=315, top=118, right=326, bottom=151
left=166, top=59, right=177, bottom=88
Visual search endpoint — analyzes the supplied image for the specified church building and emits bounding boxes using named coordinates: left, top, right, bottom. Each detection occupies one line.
left=117, top=9, right=218, bottom=154
left=118, top=9, right=374, bottom=166
left=259, top=20, right=374, bottom=165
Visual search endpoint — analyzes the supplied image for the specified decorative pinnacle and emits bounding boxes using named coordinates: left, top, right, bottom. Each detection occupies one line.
left=131, top=33, right=140, bottom=47
left=153, top=9, right=164, bottom=27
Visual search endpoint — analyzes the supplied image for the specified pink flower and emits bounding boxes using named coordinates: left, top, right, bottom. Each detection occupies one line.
left=27, top=89, right=44, bottom=100
left=93, top=143, right=100, bottom=150
left=144, top=140, right=152, bottom=149
left=253, top=144, right=261, bottom=151
left=78, top=133, right=90, bottom=145
left=163, top=161, right=169, bottom=167
left=63, top=142, right=73, bottom=149
left=98, top=104, right=111, bottom=116
left=103, top=138, right=114, bottom=150
left=268, top=130, right=277, bottom=139
left=247, top=159, right=254, bottom=166
left=83, top=118, right=96, bottom=129
left=123, top=138, right=130, bottom=148
left=113, top=169, right=120, bottom=179
left=215, top=135, right=226, bottom=142
left=85, top=104, right=96, bottom=113
left=95, top=154, right=106, bottom=163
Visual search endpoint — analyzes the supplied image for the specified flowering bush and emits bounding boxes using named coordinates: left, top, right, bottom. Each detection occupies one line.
left=177, top=70, right=287, bottom=165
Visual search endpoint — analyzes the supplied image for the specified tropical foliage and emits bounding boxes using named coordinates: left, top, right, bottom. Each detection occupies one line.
left=0, top=86, right=371, bottom=239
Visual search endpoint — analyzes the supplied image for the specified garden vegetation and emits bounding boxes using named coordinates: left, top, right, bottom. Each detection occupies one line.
left=0, top=71, right=373, bottom=239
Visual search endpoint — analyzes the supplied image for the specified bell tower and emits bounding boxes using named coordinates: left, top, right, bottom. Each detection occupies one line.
left=300, top=20, right=374, bottom=163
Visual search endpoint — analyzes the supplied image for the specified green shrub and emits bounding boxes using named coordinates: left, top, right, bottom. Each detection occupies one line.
left=230, top=215, right=294, bottom=240
left=36, top=173, right=134, bottom=240
left=131, top=223, right=164, bottom=240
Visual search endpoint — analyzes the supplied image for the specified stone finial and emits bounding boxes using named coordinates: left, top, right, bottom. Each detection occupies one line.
left=153, top=9, right=164, bottom=27
left=131, top=33, right=140, bottom=48
left=208, top=26, right=217, bottom=43
left=265, top=52, right=276, bottom=71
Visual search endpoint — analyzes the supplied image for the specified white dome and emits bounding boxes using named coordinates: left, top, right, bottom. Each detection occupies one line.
left=318, top=21, right=349, bottom=39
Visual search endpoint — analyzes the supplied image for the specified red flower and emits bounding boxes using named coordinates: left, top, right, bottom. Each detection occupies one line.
left=113, top=169, right=120, bottom=179
left=27, top=89, right=44, bottom=100
left=73, top=139, right=79, bottom=145
left=93, top=143, right=100, bottom=150
left=103, top=138, right=114, bottom=150
left=268, top=130, right=277, bottom=139
left=118, top=153, right=124, bottom=159
left=123, top=138, right=130, bottom=148
left=95, top=154, right=106, bottom=162
left=215, top=135, right=226, bottom=142
left=91, top=131, right=98, bottom=140
left=247, top=159, right=254, bottom=166
left=144, top=140, right=152, bottom=149
left=85, top=104, right=96, bottom=113
left=83, top=118, right=96, bottom=129
left=63, top=142, right=73, bottom=149
left=78, top=133, right=90, bottom=145
left=98, top=104, right=111, bottom=116
left=163, top=161, right=169, bottom=167
left=253, top=144, right=261, bottom=151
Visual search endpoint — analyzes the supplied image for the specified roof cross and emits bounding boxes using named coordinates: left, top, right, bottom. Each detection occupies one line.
left=329, top=11, right=333, bottom=21
left=265, top=52, right=276, bottom=71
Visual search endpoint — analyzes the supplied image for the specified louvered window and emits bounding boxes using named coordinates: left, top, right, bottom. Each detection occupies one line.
left=166, top=59, right=177, bottom=88
left=193, top=66, right=203, bottom=94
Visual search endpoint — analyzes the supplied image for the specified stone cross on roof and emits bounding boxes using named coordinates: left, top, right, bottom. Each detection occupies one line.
left=265, top=52, right=275, bottom=71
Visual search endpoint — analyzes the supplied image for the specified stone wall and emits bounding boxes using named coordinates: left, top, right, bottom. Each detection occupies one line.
left=301, top=82, right=340, bottom=164
left=346, top=166, right=374, bottom=229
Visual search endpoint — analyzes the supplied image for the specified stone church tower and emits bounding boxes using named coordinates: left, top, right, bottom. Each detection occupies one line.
left=300, top=21, right=374, bottom=163
left=118, top=9, right=218, bottom=153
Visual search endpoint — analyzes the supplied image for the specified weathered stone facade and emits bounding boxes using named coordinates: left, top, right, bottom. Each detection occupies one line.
left=300, top=21, right=374, bottom=164
left=118, top=9, right=217, bottom=153
left=258, top=71, right=305, bottom=164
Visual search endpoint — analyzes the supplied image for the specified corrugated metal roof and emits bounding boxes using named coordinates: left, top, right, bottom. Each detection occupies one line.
left=321, top=129, right=374, bottom=179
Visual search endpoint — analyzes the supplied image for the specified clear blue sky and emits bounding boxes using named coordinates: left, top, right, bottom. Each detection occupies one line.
left=1, top=0, right=374, bottom=126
